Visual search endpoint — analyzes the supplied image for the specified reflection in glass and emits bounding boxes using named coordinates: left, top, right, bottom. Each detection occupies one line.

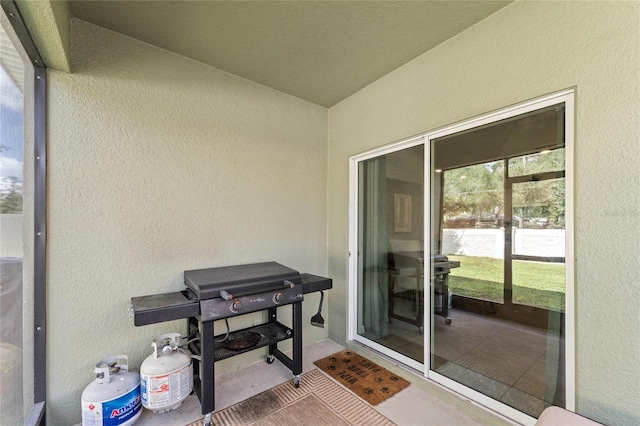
left=513, top=260, right=565, bottom=311
left=357, top=145, right=425, bottom=363
left=509, top=148, right=565, bottom=178
left=441, top=162, right=505, bottom=303
left=431, top=107, right=567, bottom=418
left=1, top=18, right=25, bottom=424
left=512, top=176, right=565, bottom=313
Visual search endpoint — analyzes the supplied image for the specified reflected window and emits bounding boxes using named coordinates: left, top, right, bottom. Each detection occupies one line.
left=0, top=6, right=42, bottom=423
left=1, top=14, right=26, bottom=424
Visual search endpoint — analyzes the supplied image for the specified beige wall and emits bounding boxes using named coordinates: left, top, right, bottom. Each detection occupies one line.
left=47, top=19, right=328, bottom=425
left=328, top=1, right=639, bottom=425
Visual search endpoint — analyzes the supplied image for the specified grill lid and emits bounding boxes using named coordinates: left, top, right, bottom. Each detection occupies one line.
left=184, top=261, right=301, bottom=300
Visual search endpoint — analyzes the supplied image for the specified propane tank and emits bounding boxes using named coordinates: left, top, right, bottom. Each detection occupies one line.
left=81, top=355, right=142, bottom=426
left=140, top=333, right=193, bottom=413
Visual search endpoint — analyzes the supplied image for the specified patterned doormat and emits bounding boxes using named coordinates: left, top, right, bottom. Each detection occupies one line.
left=313, top=349, right=410, bottom=405
left=185, top=369, right=394, bottom=426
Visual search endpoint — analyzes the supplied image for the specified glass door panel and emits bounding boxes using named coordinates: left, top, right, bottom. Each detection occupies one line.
left=1, top=14, right=26, bottom=424
left=430, top=104, right=569, bottom=420
left=356, top=145, right=425, bottom=363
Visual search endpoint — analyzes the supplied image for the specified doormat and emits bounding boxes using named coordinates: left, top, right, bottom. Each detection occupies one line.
left=313, top=349, right=410, bottom=405
left=185, top=369, right=394, bottom=426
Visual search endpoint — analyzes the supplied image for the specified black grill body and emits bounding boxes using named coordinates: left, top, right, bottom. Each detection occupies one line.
left=184, top=262, right=301, bottom=299
left=130, top=262, right=332, bottom=419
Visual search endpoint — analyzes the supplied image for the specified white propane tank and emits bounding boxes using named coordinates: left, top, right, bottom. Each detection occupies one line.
left=81, top=355, right=142, bottom=426
left=140, top=333, right=193, bottom=413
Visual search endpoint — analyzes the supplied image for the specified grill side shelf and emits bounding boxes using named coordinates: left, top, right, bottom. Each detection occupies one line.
left=300, top=273, right=332, bottom=294
left=188, top=322, right=293, bottom=362
left=131, top=290, right=199, bottom=326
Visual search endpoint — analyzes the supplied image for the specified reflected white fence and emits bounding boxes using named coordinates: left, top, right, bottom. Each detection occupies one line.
left=442, top=228, right=565, bottom=259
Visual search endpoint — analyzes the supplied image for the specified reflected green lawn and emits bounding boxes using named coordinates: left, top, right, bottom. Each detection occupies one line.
left=447, top=255, right=565, bottom=312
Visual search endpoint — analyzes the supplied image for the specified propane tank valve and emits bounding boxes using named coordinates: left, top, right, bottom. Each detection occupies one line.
left=161, top=343, right=173, bottom=355
left=108, top=361, right=121, bottom=373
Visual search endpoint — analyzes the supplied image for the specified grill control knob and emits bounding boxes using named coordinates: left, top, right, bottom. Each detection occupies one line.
left=273, top=292, right=284, bottom=304
left=230, top=300, right=242, bottom=313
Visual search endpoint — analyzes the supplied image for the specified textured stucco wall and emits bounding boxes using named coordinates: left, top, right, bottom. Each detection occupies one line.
left=47, top=19, right=328, bottom=425
left=328, top=1, right=639, bottom=425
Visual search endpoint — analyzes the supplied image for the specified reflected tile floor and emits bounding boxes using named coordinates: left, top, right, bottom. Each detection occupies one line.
left=372, top=305, right=564, bottom=418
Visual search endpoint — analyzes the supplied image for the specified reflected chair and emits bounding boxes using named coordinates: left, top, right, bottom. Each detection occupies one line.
left=387, top=239, right=424, bottom=332
left=387, top=240, right=455, bottom=331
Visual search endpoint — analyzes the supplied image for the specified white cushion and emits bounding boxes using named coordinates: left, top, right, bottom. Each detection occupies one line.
left=536, top=407, right=602, bottom=426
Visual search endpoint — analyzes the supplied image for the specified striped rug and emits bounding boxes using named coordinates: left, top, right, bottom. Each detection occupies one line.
left=186, top=369, right=394, bottom=426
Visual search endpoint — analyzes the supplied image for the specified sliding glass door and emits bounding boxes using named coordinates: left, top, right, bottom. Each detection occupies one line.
left=350, top=91, right=574, bottom=424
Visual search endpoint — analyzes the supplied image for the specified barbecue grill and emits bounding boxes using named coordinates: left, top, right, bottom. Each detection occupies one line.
left=130, top=261, right=332, bottom=425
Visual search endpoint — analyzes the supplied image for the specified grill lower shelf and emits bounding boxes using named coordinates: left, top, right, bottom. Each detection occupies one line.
left=189, top=322, right=293, bottom=362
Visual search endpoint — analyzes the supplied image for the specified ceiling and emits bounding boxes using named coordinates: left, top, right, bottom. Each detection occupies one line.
left=69, top=1, right=512, bottom=108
